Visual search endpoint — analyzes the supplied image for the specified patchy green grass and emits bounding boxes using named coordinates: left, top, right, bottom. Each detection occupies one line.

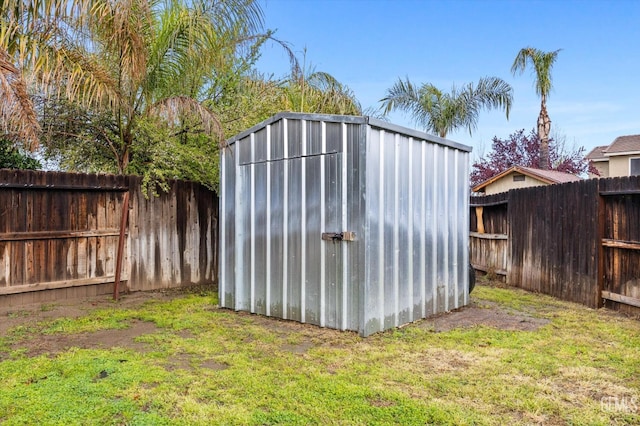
left=0, top=283, right=639, bottom=425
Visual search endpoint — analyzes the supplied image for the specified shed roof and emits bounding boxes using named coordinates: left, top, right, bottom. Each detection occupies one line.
left=472, top=165, right=582, bottom=192
left=603, top=134, right=640, bottom=156
left=225, top=112, right=472, bottom=153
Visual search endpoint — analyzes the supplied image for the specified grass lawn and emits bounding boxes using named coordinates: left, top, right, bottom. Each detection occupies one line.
left=0, top=281, right=639, bottom=425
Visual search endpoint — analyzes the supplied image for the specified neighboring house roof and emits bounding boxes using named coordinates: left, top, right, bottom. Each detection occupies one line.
left=603, top=134, right=640, bottom=156
left=472, top=165, right=582, bottom=193
left=586, top=145, right=609, bottom=162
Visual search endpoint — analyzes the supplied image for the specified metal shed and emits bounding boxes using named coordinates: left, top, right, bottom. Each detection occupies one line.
left=219, top=112, right=472, bottom=336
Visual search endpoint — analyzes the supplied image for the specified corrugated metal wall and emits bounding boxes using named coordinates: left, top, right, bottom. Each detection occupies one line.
left=361, top=122, right=470, bottom=335
left=220, top=113, right=471, bottom=336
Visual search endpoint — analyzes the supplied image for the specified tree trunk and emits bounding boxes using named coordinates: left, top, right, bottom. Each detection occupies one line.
left=116, top=131, right=132, bottom=174
left=537, top=97, right=551, bottom=170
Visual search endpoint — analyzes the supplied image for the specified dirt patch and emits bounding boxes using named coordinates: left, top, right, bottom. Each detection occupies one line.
left=420, top=301, right=550, bottom=332
left=368, top=396, right=396, bottom=407
left=12, top=320, right=159, bottom=357
left=200, top=359, right=229, bottom=371
left=0, top=289, right=192, bottom=358
left=280, top=341, right=315, bottom=354
left=399, top=347, right=480, bottom=374
left=164, top=353, right=195, bottom=371
left=0, top=290, right=177, bottom=335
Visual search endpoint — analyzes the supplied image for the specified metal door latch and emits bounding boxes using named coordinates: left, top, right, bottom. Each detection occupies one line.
left=321, top=231, right=356, bottom=242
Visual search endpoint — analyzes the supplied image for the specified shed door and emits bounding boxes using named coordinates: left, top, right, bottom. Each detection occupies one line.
left=237, top=151, right=351, bottom=331
left=290, top=152, right=348, bottom=330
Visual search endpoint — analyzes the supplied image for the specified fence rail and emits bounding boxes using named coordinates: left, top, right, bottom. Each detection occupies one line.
left=0, top=170, right=218, bottom=307
left=471, top=176, right=640, bottom=314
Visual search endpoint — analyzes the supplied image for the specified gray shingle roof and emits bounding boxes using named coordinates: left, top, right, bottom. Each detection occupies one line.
left=586, top=145, right=609, bottom=161
left=604, top=135, right=640, bottom=155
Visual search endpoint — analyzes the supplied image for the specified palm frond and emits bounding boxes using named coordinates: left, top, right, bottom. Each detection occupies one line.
left=195, top=0, right=264, bottom=38
left=381, top=76, right=513, bottom=138
left=89, top=0, right=153, bottom=90
left=511, top=46, right=561, bottom=98
left=34, top=37, right=120, bottom=109
left=474, top=76, right=513, bottom=118
left=1, top=0, right=92, bottom=63
left=380, top=77, right=433, bottom=130
left=0, top=48, right=40, bottom=149
left=145, top=3, right=198, bottom=99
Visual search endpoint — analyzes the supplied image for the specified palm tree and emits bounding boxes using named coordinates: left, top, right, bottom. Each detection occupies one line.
left=283, top=68, right=362, bottom=115
left=511, top=47, right=561, bottom=170
left=1, top=0, right=265, bottom=172
left=380, top=76, right=513, bottom=138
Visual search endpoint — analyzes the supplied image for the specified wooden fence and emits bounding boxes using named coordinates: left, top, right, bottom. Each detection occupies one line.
left=600, top=177, right=640, bottom=315
left=471, top=176, right=640, bottom=314
left=0, top=170, right=218, bottom=306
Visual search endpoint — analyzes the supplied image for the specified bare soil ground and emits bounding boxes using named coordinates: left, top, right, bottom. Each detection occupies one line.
left=421, top=299, right=550, bottom=332
left=0, top=288, right=549, bottom=358
left=0, top=291, right=173, bottom=358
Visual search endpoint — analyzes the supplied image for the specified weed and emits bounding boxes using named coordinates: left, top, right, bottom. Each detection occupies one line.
left=39, top=303, right=56, bottom=312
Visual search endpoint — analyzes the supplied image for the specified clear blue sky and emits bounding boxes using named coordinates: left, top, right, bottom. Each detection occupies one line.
left=255, top=0, right=640, bottom=158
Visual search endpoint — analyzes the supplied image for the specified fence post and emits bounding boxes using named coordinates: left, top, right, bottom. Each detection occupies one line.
left=475, top=206, right=485, bottom=234
left=113, top=191, right=130, bottom=300
left=505, top=190, right=511, bottom=285
left=596, top=180, right=605, bottom=308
